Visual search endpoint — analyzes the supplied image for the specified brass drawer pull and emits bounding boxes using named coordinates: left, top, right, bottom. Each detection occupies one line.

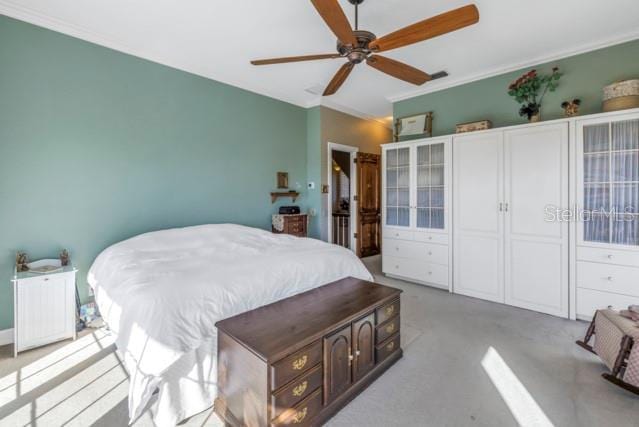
left=385, top=323, right=395, bottom=334
left=385, top=305, right=395, bottom=317
left=292, top=381, right=308, bottom=397
left=292, top=407, right=308, bottom=424
left=386, top=341, right=395, bottom=352
left=292, top=355, right=308, bottom=371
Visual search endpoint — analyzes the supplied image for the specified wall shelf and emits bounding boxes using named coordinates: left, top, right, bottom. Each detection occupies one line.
left=270, top=191, right=299, bottom=203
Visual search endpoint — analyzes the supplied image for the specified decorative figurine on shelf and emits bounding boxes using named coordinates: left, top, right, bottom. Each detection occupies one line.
left=16, top=252, right=29, bottom=272
left=561, top=99, right=582, bottom=117
left=60, top=249, right=70, bottom=266
left=508, top=66, right=562, bottom=122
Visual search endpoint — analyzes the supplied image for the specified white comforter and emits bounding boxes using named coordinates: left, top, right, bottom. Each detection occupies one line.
left=87, top=224, right=372, bottom=426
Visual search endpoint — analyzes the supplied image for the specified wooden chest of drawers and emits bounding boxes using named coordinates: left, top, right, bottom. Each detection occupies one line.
left=272, top=214, right=308, bottom=238
left=214, top=277, right=402, bottom=427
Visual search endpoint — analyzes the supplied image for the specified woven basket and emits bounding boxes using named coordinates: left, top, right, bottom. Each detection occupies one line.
left=603, top=79, right=639, bottom=112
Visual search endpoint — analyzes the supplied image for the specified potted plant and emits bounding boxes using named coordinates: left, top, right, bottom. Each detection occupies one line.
left=508, top=67, right=562, bottom=122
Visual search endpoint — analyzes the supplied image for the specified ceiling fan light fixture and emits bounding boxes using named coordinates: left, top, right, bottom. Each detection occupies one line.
left=251, top=1, right=479, bottom=96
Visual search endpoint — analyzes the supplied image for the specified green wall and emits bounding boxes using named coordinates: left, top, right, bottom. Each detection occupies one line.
left=394, top=39, right=639, bottom=137
left=0, top=16, right=308, bottom=330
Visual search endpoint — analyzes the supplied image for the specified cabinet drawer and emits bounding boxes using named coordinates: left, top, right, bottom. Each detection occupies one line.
left=383, top=228, right=413, bottom=241
left=271, top=341, right=322, bottom=390
left=382, top=239, right=448, bottom=265
left=376, top=333, right=400, bottom=363
left=577, top=246, right=639, bottom=268
left=577, top=261, right=639, bottom=298
left=271, top=364, right=322, bottom=420
left=577, top=288, right=639, bottom=320
left=376, top=299, right=400, bottom=325
left=383, top=256, right=448, bottom=286
left=413, top=231, right=449, bottom=245
left=272, top=387, right=322, bottom=426
left=376, top=316, right=400, bottom=344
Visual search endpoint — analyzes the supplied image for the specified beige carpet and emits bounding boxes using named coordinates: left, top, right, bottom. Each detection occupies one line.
left=1, top=255, right=637, bottom=426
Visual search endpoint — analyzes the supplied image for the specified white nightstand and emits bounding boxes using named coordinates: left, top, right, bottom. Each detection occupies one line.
left=12, top=259, right=77, bottom=357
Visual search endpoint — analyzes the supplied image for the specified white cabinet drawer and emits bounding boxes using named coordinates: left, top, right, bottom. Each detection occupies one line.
left=383, top=255, right=448, bottom=287
left=576, top=288, right=639, bottom=320
left=413, top=231, right=449, bottom=245
left=577, top=261, right=639, bottom=298
left=577, top=246, right=639, bottom=268
left=383, top=228, right=413, bottom=241
left=382, top=239, right=449, bottom=265
left=383, top=238, right=421, bottom=260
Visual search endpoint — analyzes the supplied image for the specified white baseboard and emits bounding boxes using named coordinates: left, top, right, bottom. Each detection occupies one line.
left=0, top=328, right=14, bottom=346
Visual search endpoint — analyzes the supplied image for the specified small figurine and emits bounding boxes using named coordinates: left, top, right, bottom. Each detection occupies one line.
left=561, top=99, right=581, bottom=117
left=16, top=252, right=29, bottom=272
left=60, top=249, right=70, bottom=266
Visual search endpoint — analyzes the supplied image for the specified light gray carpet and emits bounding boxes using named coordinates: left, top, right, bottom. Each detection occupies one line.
left=1, top=255, right=637, bottom=426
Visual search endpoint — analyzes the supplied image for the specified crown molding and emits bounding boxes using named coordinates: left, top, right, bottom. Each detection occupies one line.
left=0, top=0, right=309, bottom=109
left=306, top=98, right=392, bottom=129
left=388, top=29, right=639, bottom=104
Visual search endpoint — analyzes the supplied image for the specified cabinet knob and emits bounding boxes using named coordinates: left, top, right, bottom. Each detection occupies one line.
left=428, top=271, right=432, bottom=275
left=428, top=236, right=432, bottom=240
left=428, top=251, right=432, bottom=255
left=43, top=277, right=49, bottom=281
left=607, top=276, right=614, bottom=282
left=607, top=254, right=614, bottom=259
left=395, top=265, right=399, bottom=269
left=355, top=350, right=361, bottom=356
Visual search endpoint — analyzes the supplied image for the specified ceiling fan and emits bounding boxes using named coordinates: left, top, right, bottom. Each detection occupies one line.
left=251, top=0, right=479, bottom=96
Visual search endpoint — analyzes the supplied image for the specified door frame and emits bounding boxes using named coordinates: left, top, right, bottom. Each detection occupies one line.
left=327, top=142, right=358, bottom=252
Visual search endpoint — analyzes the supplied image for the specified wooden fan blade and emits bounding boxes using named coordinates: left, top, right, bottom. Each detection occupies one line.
left=251, top=54, right=341, bottom=66
left=323, top=62, right=354, bottom=96
left=311, top=0, right=357, bottom=46
left=370, top=4, right=479, bottom=52
left=366, top=55, right=431, bottom=85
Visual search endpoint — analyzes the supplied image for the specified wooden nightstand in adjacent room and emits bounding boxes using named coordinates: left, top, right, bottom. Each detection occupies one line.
left=12, top=259, right=77, bottom=357
left=272, top=213, right=308, bottom=237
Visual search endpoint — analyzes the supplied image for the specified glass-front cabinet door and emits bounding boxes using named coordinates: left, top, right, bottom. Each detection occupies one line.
left=581, top=117, right=639, bottom=247
left=415, top=142, right=446, bottom=230
left=385, top=146, right=411, bottom=227
left=383, top=139, right=450, bottom=231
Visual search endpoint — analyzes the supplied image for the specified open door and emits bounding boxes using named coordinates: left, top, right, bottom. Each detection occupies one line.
left=356, top=153, right=381, bottom=257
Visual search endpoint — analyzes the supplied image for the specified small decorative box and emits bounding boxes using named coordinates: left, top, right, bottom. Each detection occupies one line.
left=603, top=79, right=639, bottom=112
left=456, top=120, right=492, bottom=134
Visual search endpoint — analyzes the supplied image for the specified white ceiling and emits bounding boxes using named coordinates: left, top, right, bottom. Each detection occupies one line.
left=2, top=0, right=639, bottom=123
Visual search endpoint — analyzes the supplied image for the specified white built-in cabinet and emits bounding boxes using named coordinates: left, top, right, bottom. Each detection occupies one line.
left=453, top=123, right=569, bottom=317
left=382, top=138, right=452, bottom=290
left=574, top=111, right=639, bottom=319
left=382, top=109, right=639, bottom=320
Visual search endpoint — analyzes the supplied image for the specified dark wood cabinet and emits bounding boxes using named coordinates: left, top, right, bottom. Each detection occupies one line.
left=324, top=325, right=352, bottom=404
left=272, top=214, right=308, bottom=237
left=215, top=277, right=402, bottom=427
left=352, top=314, right=375, bottom=382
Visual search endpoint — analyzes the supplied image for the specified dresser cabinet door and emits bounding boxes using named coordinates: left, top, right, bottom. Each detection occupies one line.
left=17, top=275, right=73, bottom=351
left=352, top=314, right=375, bottom=381
left=323, top=325, right=352, bottom=404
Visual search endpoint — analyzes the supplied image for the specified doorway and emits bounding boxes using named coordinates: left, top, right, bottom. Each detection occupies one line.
left=328, top=143, right=357, bottom=252
left=327, top=143, right=381, bottom=257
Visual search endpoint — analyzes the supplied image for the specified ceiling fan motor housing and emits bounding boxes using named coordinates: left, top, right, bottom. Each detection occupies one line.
left=337, top=30, right=376, bottom=64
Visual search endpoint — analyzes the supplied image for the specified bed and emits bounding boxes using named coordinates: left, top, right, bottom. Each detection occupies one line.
left=87, top=223, right=372, bottom=426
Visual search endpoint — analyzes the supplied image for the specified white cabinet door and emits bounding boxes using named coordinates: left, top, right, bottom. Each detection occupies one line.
left=383, top=146, right=411, bottom=228
left=504, top=124, right=569, bottom=317
left=453, top=132, right=505, bottom=303
left=17, top=274, right=73, bottom=352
